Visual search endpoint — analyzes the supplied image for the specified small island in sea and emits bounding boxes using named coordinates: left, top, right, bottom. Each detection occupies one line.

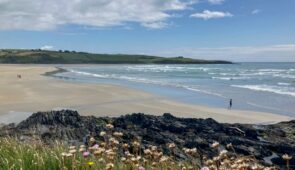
left=0, top=49, right=232, bottom=64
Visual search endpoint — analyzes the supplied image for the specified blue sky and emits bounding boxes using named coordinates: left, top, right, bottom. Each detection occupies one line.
left=0, top=0, right=294, bottom=62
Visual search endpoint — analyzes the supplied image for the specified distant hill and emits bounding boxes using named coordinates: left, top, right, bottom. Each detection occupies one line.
left=0, top=49, right=232, bottom=64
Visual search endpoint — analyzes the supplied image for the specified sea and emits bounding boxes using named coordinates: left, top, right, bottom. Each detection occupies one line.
left=56, top=63, right=295, bottom=117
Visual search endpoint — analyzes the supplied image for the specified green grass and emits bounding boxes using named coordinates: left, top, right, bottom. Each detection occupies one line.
left=0, top=49, right=232, bottom=64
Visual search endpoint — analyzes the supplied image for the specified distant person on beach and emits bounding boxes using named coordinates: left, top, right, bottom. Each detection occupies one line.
left=229, top=99, right=233, bottom=110
left=17, top=74, right=22, bottom=79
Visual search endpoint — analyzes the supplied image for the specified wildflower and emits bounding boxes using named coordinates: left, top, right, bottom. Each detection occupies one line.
left=208, top=165, right=217, bottom=170
left=83, top=151, right=90, bottom=158
left=144, top=149, right=152, bottom=155
left=92, top=144, right=99, bottom=149
left=251, top=164, right=264, bottom=170
left=143, top=158, right=148, bottom=164
left=151, top=145, right=157, bottom=151
left=159, top=156, right=169, bottom=163
left=61, top=152, right=67, bottom=157
left=66, top=153, right=73, bottom=157
left=122, top=143, right=129, bottom=150
left=69, top=149, right=77, bottom=154
left=138, top=165, right=145, bottom=170
left=205, top=159, right=213, bottom=165
left=98, top=158, right=105, bottom=163
left=106, top=149, right=116, bottom=157
left=106, top=163, right=114, bottom=170
left=238, top=162, right=249, bottom=169
left=226, top=143, right=233, bottom=149
left=133, top=141, right=140, bottom=148
left=100, top=131, right=107, bottom=137
left=69, top=146, right=76, bottom=150
left=219, top=149, right=228, bottom=157
left=125, top=151, right=132, bottom=157
left=131, top=157, right=138, bottom=163
left=213, top=156, right=220, bottom=162
left=201, top=167, right=210, bottom=170
left=184, top=148, right=197, bottom=156
left=87, top=161, right=94, bottom=166
left=282, top=154, right=292, bottom=160
left=106, top=124, right=114, bottom=129
left=94, top=148, right=105, bottom=156
left=211, top=141, right=219, bottom=148
left=89, top=137, right=96, bottom=143
left=168, top=143, right=176, bottom=149
left=282, top=154, right=292, bottom=170
left=187, top=166, right=194, bottom=170
left=236, top=159, right=243, bottom=164
left=109, top=137, right=119, bottom=145
left=153, top=151, right=163, bottom=159
left=121, top=157, right=127, bottom=163
left=100, top=142, right=106, bottom=147
left=113, top=132, right=124, bottom=138
left=79, top=148, right=85, bottom=152
left=231, top=164, right=238, bottom=169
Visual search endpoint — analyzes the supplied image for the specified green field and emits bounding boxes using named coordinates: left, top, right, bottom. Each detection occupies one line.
left=0, top=49, right=232, bottom=64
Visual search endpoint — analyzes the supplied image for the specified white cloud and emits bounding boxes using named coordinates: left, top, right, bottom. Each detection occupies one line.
left=208, top=0, right=225, bottom=5
left=252, top=9, right=261, bottom=15
left=40, top=45, right=54, bottom=50
left=141, top=22, right=168, bottom=29
left=190, top=10, right=233, bottom=20
left=0, top=0, right=196, bottom=31
left=147, top=44, right=295, bottom=62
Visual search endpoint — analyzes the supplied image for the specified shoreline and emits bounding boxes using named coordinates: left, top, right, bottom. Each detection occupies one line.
left=0, top=64, right=292, bottom=124
left=42, top=66, right=68, bottom=77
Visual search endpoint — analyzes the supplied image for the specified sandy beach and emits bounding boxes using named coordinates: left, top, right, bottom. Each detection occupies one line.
left=0, top=65, right=291, bottom=124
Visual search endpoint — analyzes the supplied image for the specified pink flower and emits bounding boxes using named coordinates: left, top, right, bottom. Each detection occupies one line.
left=201, top=167, right=210, bottom=170
left=83, top=151, right=90, bottom=158
left=92, top=144, right=99, bottom=149
left=138, top=165, right=145, bottom=170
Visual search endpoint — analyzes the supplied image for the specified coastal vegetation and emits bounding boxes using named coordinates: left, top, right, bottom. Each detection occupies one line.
left=0, top=110, right=294, bottom=169
left=0, top=49, right=232, bottom=64
left=0, top=125, right=289, bottom=170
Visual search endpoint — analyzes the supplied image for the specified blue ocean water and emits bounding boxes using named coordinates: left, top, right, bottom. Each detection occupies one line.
left=57, top=63, right=295, bottom=117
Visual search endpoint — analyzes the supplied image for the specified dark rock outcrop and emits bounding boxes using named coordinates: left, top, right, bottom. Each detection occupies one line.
left=0, top=110, right=294, bottom=168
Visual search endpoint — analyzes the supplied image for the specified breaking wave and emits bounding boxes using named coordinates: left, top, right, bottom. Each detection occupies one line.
left=231, top=84, right=295, bottom=97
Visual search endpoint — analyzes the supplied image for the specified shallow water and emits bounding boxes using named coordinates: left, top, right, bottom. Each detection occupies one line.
left=57, top=63, right=295, bottom=117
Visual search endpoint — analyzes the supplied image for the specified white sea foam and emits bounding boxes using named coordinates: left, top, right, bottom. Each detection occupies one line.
left=273, top=74, right=295, bottom=79
left=183, top=86, right=225, bottom=98
left=70, top=69, right=165, bottom=85
left=278, top=82, right=291, bottom=86
left=68, top=69, right=225, bottom=97
left=257, top=69, right=286, bottom=72
left=125, top=65, right=220, bottom=72
left=212, top=77, right=234, bottom=80
left=212, top=76, right=250, bottom=80
left=69, top=69, right=109, bottom=78
left=231, top=84, right=295, bottom=97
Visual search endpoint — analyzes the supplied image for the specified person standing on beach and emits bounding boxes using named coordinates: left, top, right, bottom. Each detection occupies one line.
left=229, top=99, right=233, bottom=110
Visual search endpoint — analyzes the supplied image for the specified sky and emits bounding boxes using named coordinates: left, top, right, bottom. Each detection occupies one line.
left=0, top=0, right=295, bottom=62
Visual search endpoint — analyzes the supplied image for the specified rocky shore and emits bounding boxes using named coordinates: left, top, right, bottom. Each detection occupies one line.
left=0, top=110, right=294, bottom=168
